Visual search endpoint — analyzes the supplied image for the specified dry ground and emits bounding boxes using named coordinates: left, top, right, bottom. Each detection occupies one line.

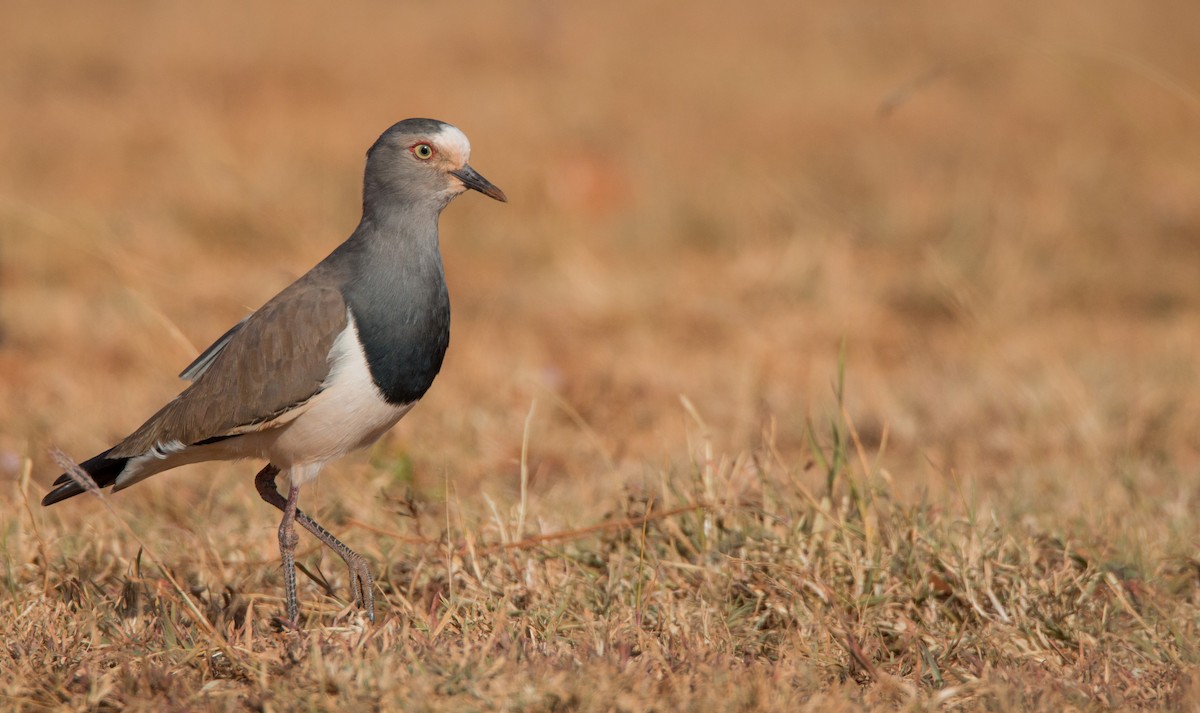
left=2, top=2, right=1200, bottom=710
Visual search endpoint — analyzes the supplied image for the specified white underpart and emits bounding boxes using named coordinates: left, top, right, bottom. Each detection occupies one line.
left=113, top=311, right=414, bottom=490
left=267, top=311, right=413, bottom=484
left=434, top=124, right=471, bottom=165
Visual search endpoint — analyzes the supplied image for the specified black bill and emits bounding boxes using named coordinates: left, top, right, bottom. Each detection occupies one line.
left=451, top=164, right=507, bottom=202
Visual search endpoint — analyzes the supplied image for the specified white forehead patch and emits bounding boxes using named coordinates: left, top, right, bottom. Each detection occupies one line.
left=434, top=124, right=471, bottom=163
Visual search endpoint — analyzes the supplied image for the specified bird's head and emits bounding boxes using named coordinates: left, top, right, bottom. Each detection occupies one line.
left=364, top=118, right=507, bottom=210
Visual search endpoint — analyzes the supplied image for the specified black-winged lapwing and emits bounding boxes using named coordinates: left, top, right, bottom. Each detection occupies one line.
left=42, top=118, right=506, bottom=627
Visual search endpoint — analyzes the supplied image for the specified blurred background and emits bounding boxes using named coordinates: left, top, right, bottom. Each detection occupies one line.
left=1, top=1, right=1198, bottom=528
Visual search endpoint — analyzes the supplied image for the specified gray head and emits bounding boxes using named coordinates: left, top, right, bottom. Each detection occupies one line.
left=363, top=118, right=506, bottom=213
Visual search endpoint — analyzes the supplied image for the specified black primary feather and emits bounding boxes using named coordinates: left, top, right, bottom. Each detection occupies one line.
left=41, top=449, right=130, bottom=506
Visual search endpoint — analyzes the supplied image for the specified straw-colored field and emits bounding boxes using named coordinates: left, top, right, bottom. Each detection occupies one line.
left=2, top=2, right=1199, bottom=710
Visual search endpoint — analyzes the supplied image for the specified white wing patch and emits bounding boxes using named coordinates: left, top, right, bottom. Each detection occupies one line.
left=147, top=440, right=187, bottom=460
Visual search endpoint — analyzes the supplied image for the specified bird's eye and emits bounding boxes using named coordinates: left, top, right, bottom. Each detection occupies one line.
left=412, top=143, right=435, bottom=160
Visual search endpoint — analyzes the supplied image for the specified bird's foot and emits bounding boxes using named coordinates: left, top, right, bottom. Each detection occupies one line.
left=343, top=552, right=376, bottom=624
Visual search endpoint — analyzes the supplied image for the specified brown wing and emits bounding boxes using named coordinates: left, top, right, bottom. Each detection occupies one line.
left=111, top=279, right=348, bottom=458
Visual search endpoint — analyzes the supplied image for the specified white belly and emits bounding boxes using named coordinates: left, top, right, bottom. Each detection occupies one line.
left=267, top=314, right=414, bottom=482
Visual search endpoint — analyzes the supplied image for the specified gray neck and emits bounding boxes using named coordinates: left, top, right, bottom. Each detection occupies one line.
left=338, top=202, right=451, bottom=404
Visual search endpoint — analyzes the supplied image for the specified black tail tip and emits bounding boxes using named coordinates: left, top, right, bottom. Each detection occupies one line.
left=41, top=448, right=129, bottom=507
left=41, top=482, right=86, bottom=506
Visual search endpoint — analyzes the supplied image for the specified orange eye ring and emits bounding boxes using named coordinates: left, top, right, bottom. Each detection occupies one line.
left=412, top=143, right=435, bottom=160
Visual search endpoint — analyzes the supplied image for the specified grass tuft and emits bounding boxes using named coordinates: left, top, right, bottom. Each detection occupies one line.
left=3, top=392, right=1197, bottom=709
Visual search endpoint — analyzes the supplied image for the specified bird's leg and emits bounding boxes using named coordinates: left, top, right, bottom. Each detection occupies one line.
left=290, top=511, right=376, bottom=623
left=254, top=464, right=302, bottom=626
left=279, top=477, right=302, bottom=627
left=254, top=464, right=376, bottom=624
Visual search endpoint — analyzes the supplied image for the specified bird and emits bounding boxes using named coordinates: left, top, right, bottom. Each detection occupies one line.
left=41, top=118, right=506, bottom=627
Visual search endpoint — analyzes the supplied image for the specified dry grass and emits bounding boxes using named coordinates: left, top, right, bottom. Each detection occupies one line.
left=2, top=1, right=1200, bottom=710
